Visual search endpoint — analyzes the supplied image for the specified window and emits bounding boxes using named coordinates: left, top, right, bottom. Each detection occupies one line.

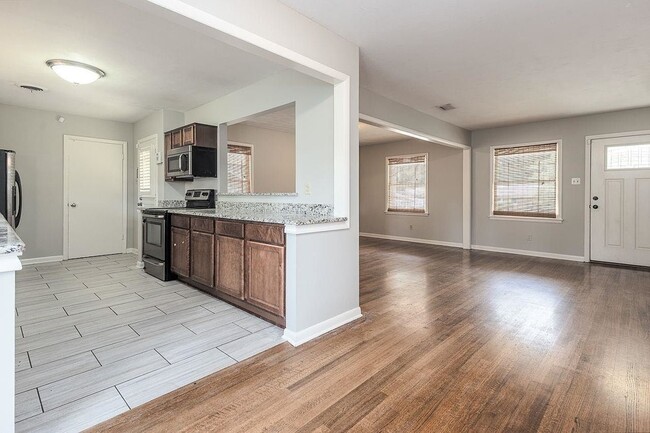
left=386, top=153, right=428, bottom=214
left=491, top=142, right=560, bottom=220
left=137, top=137, right=156, bottom=201
left=227, top=143, right=253, bottom=194
left=606, top=143, right=650, bottom=170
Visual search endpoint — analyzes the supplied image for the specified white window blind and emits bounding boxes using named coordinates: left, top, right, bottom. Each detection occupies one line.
left=386, top=153, right=427, bottom=214
left=137, top=145, right=152, bottom=196
left=606, top=143, right=650, bottom=170
left=228, top=144, right=252, bottom=194
left=492, top=142, right=558, bottom=218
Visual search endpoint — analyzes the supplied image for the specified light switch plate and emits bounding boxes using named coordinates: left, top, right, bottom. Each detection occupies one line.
left=571, top=177, right=581, bottom=185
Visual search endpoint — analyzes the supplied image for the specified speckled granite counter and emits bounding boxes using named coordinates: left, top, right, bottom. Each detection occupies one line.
left=168, top=208, right=347, bottom=226
left=0, top=214, right=24, bottom=255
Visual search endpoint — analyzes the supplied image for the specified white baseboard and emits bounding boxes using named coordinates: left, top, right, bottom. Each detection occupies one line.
left=470, top=244, right=585, bottom=262
left=283, top=307, right=362, bottom=347
left=20, top=255, right=64, bottom=265
left=126, top=248, right=138, bottom=255
left=360, top=232, right=463, bottom=248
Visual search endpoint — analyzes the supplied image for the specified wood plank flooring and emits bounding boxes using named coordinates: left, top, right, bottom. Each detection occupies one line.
left=91, top=238, right=650, bottom=433
left=14, top=254, right=283, bottom=433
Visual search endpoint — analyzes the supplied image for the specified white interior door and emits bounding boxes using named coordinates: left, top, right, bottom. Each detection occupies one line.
left=65, top=136, right=126, bottom=259
left=590, top=134, right=650, bottom=266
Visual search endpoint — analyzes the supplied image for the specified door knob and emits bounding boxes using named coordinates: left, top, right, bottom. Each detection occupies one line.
left=592, top=204, right=599, bottom=209
left=70, top=203, right=77, bottom=208
left=593, top=196, right=599, bottom=201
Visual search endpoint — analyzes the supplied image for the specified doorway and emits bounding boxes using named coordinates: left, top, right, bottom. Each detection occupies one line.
left=63, top=135, right=127, bottom=259
left=587, top=132, right=650, bottom=266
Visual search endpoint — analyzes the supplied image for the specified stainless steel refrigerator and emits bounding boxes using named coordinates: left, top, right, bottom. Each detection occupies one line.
left=0, top=150, right=22, bottom=228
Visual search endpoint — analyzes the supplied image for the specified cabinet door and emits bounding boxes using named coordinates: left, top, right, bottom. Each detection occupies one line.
left=215, top=235, right=244, bottom=299
left=171, top=129, right=182, bottom=148
left=164, top=132, right=172, bottom=153
left=191, top=231, right=214, bottom=287
left=170, top=227, right=190, bottom=278
left=245, top=241, right=285, bottom=317
left=182, top=125, right=195, bottom=146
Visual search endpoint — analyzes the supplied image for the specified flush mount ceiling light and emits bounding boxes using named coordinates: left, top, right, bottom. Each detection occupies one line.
left=46, top=59, right=105, bottom=84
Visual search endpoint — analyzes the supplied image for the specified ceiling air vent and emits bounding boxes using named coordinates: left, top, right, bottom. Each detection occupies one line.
left=437, top=103, right=456, bottom=111
left=17, top=84, right=47, bottom=93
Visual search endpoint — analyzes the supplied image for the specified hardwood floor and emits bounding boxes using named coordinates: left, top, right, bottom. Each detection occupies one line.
left=91, top=238, right=650, bottom=433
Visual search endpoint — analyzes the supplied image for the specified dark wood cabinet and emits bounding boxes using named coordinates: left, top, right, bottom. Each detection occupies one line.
left=164, top=123, right=218, bottom=180
left=164, top=132, right=172, bottom=153
left=170, top=129, right=182, bottom=148
left=215, top=235, right=245, bottom=299
left=191, top=230, right=215, bottom=287
left=170, top=227, right=190, bottom=278
left=245, top=241, right=285, bottom=318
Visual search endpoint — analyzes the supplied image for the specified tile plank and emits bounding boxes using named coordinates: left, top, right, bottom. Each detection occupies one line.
left=75, top=306, right=164, bottom=336
left=156, top=323, right=250, bottom=364
left=16, top=351, right=101, bottom=394
left=129, top=305, right=214, bottom=336
left=15, top=389, right=42, bottom=422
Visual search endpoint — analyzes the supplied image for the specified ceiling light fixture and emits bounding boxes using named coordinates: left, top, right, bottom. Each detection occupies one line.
left=46, top=59, right=105, bottom=84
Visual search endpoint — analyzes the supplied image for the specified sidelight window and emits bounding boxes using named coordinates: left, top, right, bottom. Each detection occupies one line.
left=490, top=141, right=561, bottom=220
left=227, top=143, right=253, bottom=194
left=385, top=153, right=428, bottom=214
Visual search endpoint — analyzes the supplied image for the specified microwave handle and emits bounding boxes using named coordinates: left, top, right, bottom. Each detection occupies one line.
left=180, top=153, right=189, bottom=172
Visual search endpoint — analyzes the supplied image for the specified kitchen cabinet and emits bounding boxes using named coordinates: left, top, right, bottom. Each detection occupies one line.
left=170, top=129, right=182, bottom=148
left=191, top=231, right=214, bottom=287
left=245, top=241, right=285, bottom=317
left=170, top=227, right=190, bottom=277
left=164, top=123, right=218, bottom=180
left=215, top=235, right=245, bottom=299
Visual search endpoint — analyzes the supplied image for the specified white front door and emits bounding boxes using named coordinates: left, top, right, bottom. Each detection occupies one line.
left=65, top=136, right=126, bottom=259
left=590, top=134, right=650, bottom=266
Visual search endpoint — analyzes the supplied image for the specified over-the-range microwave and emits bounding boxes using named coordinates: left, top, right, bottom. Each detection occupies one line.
left=167, top=146, right=217, bottom=179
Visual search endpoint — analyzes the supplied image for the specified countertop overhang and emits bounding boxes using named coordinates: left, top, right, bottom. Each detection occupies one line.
left=167, top=208, right=348, bottom=226
left=0, top=214, right=24, bottom=255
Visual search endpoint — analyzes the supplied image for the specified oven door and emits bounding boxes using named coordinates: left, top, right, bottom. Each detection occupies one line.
left=167, top=150, right=190, bottom=177
left=142, top=214, right=166, bottom=261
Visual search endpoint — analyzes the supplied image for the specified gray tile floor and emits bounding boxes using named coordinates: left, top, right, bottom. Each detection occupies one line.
left=14, top=254, right=285, bottom=433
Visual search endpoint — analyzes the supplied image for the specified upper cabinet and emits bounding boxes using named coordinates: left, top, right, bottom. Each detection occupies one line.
left=165, top=123, right=218, bottom=150
left=164, top=123, right=218, bottom=181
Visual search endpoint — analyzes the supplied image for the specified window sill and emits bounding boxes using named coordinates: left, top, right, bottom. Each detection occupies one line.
left=385, top=211, right=429, bottom=217
left=489, top=215, right=563, bottom=223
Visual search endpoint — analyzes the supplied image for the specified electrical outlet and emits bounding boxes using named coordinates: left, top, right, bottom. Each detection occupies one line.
left=409, top=224, right=413, bottom=230
left=304, top=183, right=312, bottom=195
left=571, top=177, right=581, bottom=185
left=526, top=235, right=533, bottom=242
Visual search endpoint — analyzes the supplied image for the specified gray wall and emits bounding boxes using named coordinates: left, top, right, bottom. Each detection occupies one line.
left=228, top=123, right=296, bottom=193
left=0, top=103, right=134, bottom=259
left=471, top=106, right=650, bottom=257
left=360, top=139, right=463, bottom=244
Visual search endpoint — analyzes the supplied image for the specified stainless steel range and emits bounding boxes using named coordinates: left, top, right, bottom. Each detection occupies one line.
left=142, top=189, right=215, bottom=280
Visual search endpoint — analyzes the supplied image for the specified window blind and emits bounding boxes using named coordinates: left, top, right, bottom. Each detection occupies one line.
left=137, top=146, right=152, bottom=195
left=228, top=144, right=252, bottom=194
left=492, top=143, right=558, bottom=218
left=386, top=154, right=427, bottom=213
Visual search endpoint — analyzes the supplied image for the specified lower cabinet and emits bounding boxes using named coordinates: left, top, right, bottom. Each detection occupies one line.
left=215, top=235, right=245, bottom=299
left=245, top=241, right=285, bottom=318
left=170, top=227, right=190, bottom=277
left=190, top=231, right=215, bottom=287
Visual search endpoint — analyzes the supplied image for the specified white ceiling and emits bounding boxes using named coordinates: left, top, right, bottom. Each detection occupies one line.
left=235, top=105, right=296, bottom=134
left=280, top=0, right=650, bottom=129
left=0, top=0, right=284, bottom=123
left=359, top=122, right=411, bottom=146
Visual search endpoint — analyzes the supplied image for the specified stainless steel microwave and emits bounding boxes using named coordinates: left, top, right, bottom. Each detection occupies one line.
left=167, top=146, right=217, bottom=179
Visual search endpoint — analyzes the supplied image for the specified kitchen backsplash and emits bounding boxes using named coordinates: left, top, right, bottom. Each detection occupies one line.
left=157, top=200, right=186, bottom=208
left=215, top=201, right=334, bottom=216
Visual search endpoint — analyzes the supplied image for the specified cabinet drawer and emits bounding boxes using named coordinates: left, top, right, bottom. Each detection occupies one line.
left=171, top=215, right=190, bottom=229
left=216, top=220, right=244, bottom=238
left=245, top=223, right=284, bottom=246
left=191, top=217, right=214, bottom=234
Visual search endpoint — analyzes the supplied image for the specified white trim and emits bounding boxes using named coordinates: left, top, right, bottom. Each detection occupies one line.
left=0, top=253, right=23, bottom=272
left=126, top=248, right=138, bottom=255
left=360, top=232, right=463, bottom=248
left=583, top=130, right=650, bottom=262
left=385, top=152, right=428, bottom=214
left=489, top=139, right=563, bottom=222
left=136, top=134, right=158, bottom=202
left=284, top=221, right=349, bottom=235
left=283, top=307, right=362, bottom=346
left=63, top=135, right=128, bottom=260
left=488, top=216, right=564, bottom=223
left=20, top=255, right=64, bottom=266
left=463, top=148, right=471, bottom=249
left=359, top=114, right=469, bottom=150
left=383, top=211, right=429, bottom=217
left=471, top=244, right=584, bottom=262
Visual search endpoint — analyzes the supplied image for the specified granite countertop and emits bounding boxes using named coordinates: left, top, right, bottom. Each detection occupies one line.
left=168, top=208, right=347, bottom=226
left=0, top=214, right=25, bottom=255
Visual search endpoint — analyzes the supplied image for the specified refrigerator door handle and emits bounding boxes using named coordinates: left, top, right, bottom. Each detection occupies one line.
left=14, top=170, right=22, bottom=228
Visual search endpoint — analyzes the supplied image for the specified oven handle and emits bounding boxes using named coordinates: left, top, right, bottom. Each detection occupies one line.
left=143, top=215, right=165, bottom=219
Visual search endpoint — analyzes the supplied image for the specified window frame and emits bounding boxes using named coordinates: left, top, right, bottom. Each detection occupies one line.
left=489, top=140, right=563, bottom=223
left=227, top=141, right=254, bottom=194
left=384, top=152, right=429, bottom=216
left=136, top=135, right=158, bottom=202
